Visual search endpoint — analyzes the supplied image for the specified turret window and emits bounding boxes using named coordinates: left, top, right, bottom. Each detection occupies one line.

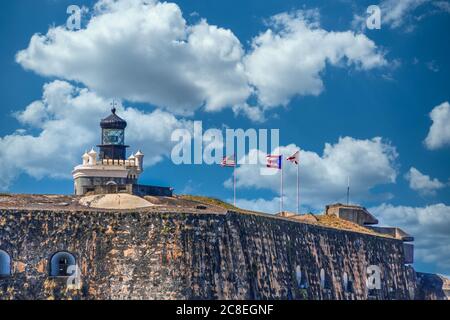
left=50, top=251, right=76, bottom=277
left=0, top=250, right=11, bottom=277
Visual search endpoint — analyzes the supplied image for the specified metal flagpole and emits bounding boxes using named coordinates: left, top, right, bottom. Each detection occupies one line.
left=297, top=160, right=299, bottom=214
left=347, top=176, right=350, bottom=205
left=280, top=159, right=283, bottom=213
left=233, top=158, right=236, bottom=207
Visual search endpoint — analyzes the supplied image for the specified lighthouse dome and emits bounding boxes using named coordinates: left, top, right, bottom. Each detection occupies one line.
left=100, top=108, right=127, bottom=129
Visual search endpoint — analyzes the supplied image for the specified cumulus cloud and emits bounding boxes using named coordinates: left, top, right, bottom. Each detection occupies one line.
left=16, top=0, right=251, bottom=116
left=405, top=167, right=446, bottom=196
left=424, top=101, right=450, bottom=150
left=228, top=137, right=398, bottom=212
left=371, top=203, right=450, bottom=272
left=0, top=80, right=190, bottom=190
left=244, top=10, right=386, bottom=108
left=16, top=0, right=386, bottom=119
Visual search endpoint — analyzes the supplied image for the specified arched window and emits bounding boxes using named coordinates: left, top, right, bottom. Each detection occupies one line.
left=0, top=250, right=11, bottom=277
left=50, top=251, right=76, bottom=277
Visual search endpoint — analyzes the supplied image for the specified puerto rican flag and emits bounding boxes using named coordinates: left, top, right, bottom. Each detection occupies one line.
left=221, top=155, right=236, bottom=167
left=266, top=155, right=282, bottom=169
left=287, top=151, right=300, bottom=165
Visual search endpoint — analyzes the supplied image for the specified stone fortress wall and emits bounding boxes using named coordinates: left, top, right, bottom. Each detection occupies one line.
left=0, top=207, right=419, bottom=300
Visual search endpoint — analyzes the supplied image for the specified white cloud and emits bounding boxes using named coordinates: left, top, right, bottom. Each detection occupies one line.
left=381, top=0, right=429, bottom=29
left=433, top=1, right=450, bottom=13
left=235, top=197, right=282, bottom=214
left=352, top=0, right=450, bottom=31
left=244, top=10, right=386, bottom=108
left=231, top=104, right=266, bottom=123
left=16, top=1, right=386, bottom=120
left=0, top=80, right=190, bottom=190
left=228, top=137, right=398, bottom=212
left=426, top=60, right=440, bottom=72
left=16, top=0, right=251, bottom=116
left=424, top=101, right=450, bottom=150
left=370, top=203, right=450, bottom=271
left=405, top=167, right=446, bottom=196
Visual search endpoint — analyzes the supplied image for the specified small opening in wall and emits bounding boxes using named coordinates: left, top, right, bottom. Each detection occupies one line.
left=50, top=251, right=76, bottom=277
left=347, top=280, right=354, bottom=293
left=0, top=250, right=11, bottom=277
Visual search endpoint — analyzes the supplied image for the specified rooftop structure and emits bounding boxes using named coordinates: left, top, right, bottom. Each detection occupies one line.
left=325, top=203, right=378, bottom=226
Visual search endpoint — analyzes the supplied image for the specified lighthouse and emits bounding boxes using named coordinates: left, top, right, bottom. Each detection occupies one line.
left=72, top=107, right=172, bottom=197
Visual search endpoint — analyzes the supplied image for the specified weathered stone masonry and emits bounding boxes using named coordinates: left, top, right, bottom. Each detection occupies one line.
left=0, top=209, right=415, bottom=300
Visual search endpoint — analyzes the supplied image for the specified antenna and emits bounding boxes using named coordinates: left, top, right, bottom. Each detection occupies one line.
left=347, top=176, right=350, bottom=205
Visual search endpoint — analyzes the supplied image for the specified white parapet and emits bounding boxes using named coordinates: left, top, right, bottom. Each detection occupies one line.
left=73, top=150, right=142, bottom=180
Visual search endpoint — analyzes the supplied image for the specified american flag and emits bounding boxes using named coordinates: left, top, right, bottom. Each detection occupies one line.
left=266, top=155, right=282, bottom=169
left=287, top=151, right=300, bottom=165
left=221, top=155, right=236, bottom=167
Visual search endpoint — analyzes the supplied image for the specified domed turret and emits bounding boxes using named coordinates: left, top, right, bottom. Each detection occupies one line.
left=82, top=151, right=89, bottom=165
left=88, top=147, right=98, bottom=165
left=128, top=154, right=136, bottom=166
left=134, top=150, right=144, bottom=172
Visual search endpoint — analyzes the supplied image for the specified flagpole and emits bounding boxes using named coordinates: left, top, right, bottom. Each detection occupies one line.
left=347, top=176, right=350, bottom=205
left=233, top=158, right=236, bottom=207
left=297, top=159, right=299, bottom=214
left=280, top=163, right=283, bottom=213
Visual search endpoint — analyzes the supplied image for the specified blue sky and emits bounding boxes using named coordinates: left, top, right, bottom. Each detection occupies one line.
left=0, top=0, right=449, bottom=275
